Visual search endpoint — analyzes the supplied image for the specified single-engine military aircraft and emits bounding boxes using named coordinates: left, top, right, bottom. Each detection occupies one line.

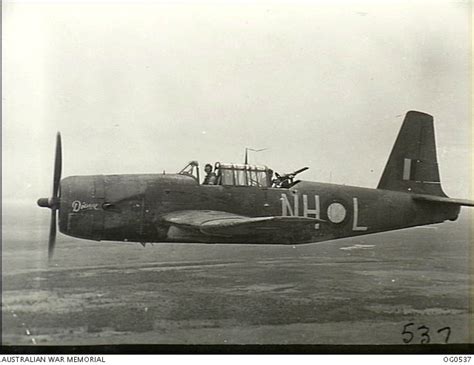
left=38, top=111, right=474, bottom=260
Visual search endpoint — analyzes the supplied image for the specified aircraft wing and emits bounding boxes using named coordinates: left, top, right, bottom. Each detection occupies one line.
left=161, top=210, right=324, bottom=237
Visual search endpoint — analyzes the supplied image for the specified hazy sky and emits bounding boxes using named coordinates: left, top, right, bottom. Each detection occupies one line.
left=3, top=0, right=472, bottom=205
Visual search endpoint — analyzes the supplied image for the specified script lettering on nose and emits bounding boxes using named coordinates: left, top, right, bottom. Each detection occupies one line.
left=71, top=200, right=99, bottom=212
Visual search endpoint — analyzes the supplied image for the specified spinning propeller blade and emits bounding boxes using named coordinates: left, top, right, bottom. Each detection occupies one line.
left=48, top=209, right=57, bottom=260
left=37, top=132, right=62, bottom=261
left=53, top=133, right=62, bottom=198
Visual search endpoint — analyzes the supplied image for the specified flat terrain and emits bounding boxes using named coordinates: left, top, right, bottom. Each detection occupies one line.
left=2, top=203, right=472, bottom=345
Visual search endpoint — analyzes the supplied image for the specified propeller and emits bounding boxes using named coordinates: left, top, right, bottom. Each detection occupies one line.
left=37, top=132, right=62, bottom=261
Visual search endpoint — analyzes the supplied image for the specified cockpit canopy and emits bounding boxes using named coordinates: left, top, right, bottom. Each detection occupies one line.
left=215, top=163, right=272, bottom=187
left=179, top=161, right=273, bottom=187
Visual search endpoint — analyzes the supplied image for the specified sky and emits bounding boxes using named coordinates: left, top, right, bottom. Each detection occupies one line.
left=2, top=0, right=472, bottom=206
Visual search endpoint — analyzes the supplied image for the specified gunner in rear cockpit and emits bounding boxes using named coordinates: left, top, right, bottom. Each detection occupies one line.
left=202, top=164, right=217, bottom=185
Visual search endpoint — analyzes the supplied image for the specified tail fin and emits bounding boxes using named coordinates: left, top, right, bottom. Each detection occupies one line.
left=377, top=111, right=447, bottom=197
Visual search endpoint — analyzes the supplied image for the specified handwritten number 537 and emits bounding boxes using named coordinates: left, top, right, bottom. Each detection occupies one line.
left=402, top=323, right=451, bottom=344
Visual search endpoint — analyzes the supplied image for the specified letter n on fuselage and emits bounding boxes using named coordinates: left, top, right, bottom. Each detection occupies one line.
left=281, top=193, right=320, bottom=230
left=281, top=193, right=297, bottom=216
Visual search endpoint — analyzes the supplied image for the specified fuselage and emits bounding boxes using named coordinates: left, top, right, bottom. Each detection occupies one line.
left=58, top=173, right=460, bottom=245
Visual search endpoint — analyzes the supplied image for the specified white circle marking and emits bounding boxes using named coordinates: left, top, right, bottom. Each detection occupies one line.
left=327, top=202, right=347, bottom=223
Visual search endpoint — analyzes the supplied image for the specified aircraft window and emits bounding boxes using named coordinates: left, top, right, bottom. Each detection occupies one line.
left=256, top=171, right=266, bottom=186
left=178, top=161, right=200, bottom=182
left=236, top=170, right=247, bottom=186
left=220, top=169, right=235, bottom=185
left=215, top=163, right=271, bottom=187
left=248, top=170, right=258, bottom=186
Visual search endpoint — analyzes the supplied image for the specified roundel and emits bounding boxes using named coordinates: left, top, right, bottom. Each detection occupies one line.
left=327, top=202, right=347, bottom=223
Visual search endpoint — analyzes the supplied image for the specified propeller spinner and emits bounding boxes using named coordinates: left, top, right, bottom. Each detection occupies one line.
left=37, top=132, right=62, bottom=260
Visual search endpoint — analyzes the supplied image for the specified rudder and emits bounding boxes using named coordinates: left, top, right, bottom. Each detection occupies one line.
left=377, top=111, right=447, bottom=197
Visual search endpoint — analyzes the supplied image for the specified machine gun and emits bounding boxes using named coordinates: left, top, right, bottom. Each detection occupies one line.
left=272, top=167, right=309, bottom=188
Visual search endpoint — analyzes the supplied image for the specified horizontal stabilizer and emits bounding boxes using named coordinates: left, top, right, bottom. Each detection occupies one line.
left=162, top=210, right=324, bottom=237
left=412, top=194, right=474, bottom=207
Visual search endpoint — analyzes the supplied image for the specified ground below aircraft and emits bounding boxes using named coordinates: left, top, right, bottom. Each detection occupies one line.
left=38, top=111, right=473, bottom=260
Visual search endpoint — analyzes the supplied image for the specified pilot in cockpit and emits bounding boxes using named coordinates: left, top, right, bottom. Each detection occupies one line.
left=203, top=163, right=217, bottom=185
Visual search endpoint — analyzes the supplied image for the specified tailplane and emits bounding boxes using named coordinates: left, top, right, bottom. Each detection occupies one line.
left=377, top=111, right=447, bottom=196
